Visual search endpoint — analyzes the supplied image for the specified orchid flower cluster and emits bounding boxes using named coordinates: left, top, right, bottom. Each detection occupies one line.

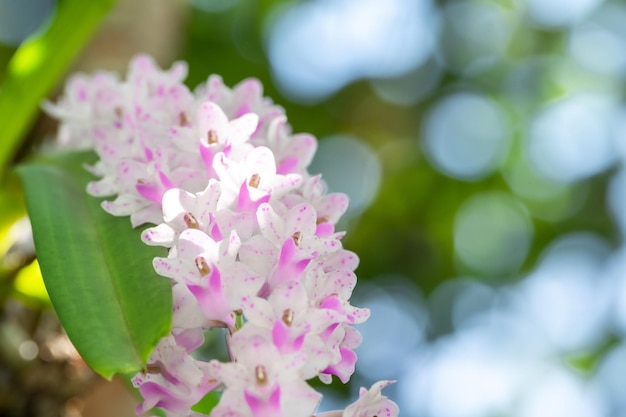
left=45, top=55, right=399, bottom=417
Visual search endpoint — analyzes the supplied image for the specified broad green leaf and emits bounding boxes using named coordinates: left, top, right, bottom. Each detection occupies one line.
left=0, top=0, right=116, bottom=174
left=16, top=150, right=172, bottom=379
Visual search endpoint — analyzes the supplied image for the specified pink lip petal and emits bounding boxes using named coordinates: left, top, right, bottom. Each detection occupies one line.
left=186, top=266, right=235, bottom=328
left=271, top=319, right=305, bottom=355
left=269, top=238, right=313, bottom=289
left=237, top=181, right=270, bottom=214
left=244, top=385, right=282, bottom=417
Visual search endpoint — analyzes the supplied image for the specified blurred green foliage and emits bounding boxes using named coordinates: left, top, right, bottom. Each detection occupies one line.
left=0, top=0, right=116, bottom=174
left=180, top=0, right=620, bottom=296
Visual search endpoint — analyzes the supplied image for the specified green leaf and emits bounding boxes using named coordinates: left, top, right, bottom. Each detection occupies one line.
left=0, top=0, right=116, bottom=174
left=16, top=150, right=172, bottom=379
left=191, top=392, right=221, bottom=415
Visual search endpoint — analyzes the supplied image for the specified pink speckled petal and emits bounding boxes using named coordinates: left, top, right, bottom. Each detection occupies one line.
left=197, top=101, right=229, bottom=143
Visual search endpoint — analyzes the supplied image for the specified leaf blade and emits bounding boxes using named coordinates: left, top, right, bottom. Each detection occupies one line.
left=17, top=151, right=171, bottom=379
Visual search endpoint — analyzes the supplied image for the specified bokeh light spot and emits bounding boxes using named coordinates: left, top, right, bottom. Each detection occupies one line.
left=603, top=247, right=626, bottom=336
left=266, top=0, right=438, bottom=102
left=9, top=39, right=46, bottom=77
left=524, top=0, right=603, bottom=28
left=309, top=135, right=381, bottom=218
left=370, top=58, right=442, bottom=106
left=439, top=0, right=515, bottom=75
left=569, top=3, right=626, bottom=77
left=18, top=340, right=39, bottom=361
left=518, top=367, right=606, bottom=417
left=354, top=280, right=426, bottom=381
left=528, top=93, right=617, bottom=184
left=400, top=327, right=524, bottom=417
left=454, top=192, right=532, bottom=277
left=451, top=279, right=497, bottom=331
left=593, top=343, right=626, bottom=412
left=502, top=151, right=588, bottom=222
left=422, top=92, right=510, bottom=181
left=517, top=233, right=611, bottom=351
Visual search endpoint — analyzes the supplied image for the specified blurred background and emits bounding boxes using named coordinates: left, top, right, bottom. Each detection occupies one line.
left=1, top=0, right=626, bottom=415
